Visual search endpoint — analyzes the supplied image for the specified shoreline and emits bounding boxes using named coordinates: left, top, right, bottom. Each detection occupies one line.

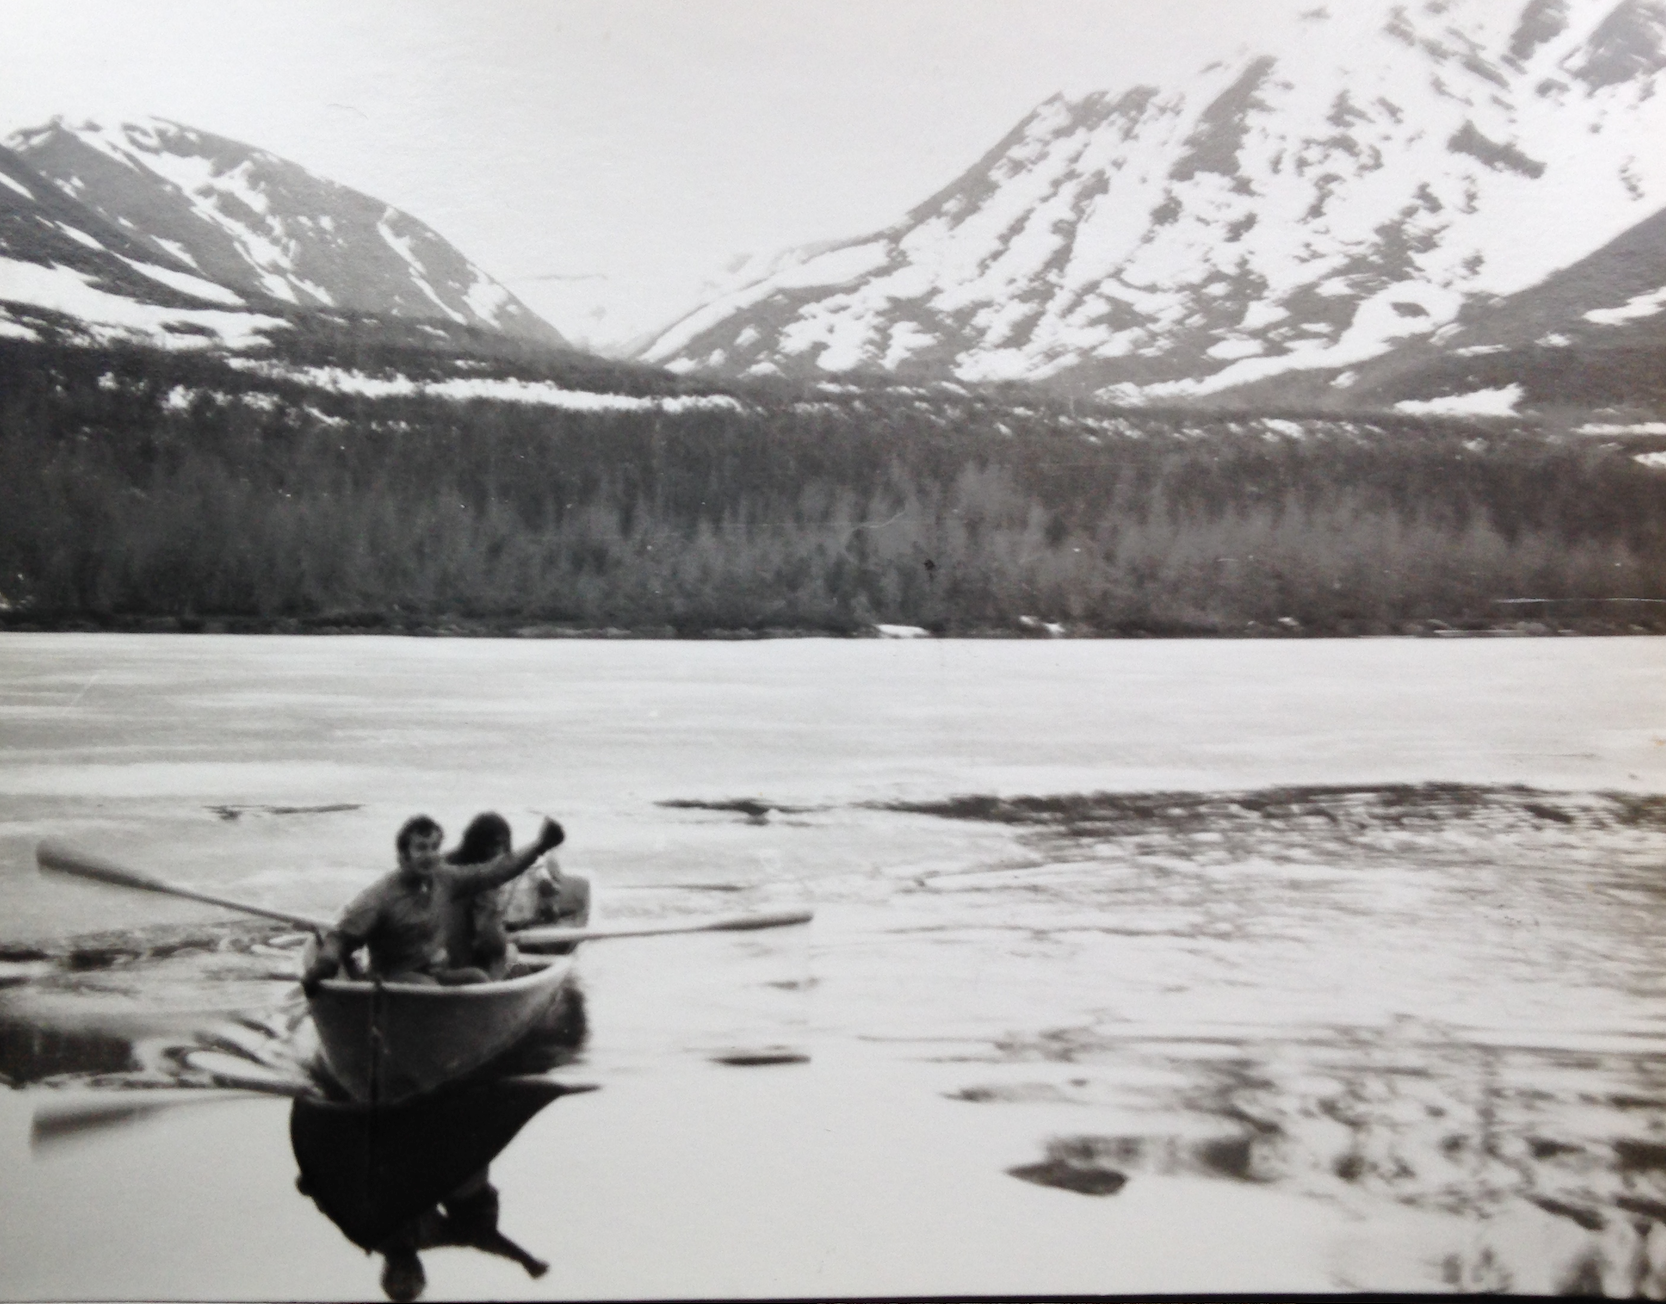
left=3, top=609, right=1665, bottom=639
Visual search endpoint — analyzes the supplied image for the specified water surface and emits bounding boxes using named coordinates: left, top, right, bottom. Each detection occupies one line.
left=2, top=634, right=1664, bottom=1298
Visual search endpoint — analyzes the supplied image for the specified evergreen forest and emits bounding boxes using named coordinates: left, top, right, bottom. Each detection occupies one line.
left=5, top=336, right=1666, bottom=637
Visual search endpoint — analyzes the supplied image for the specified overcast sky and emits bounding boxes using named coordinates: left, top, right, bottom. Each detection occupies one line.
left=4, top=0, right=1310, bottom=347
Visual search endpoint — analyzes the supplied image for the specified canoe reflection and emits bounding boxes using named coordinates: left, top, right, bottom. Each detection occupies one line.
left=291, top=1074, right=591, bottom=1301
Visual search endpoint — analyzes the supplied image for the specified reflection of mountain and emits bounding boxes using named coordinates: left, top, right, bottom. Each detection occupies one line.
left=292, top=1075, right=587, bottom=1298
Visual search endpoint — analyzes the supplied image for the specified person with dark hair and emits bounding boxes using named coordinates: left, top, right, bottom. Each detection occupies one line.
left=302, top=812, right=564, bottom=991
left=445, top=812, right=516, bottom=978
left=445, top=812, right=589, bottom=977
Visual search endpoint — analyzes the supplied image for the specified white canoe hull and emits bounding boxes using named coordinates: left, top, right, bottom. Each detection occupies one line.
left=305, top=955, right=575, bottom=1104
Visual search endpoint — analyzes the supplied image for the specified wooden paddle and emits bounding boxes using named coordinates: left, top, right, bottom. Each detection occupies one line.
left=36, top=839, right=809, bottom=955
left=35, top=840, right=332, bottom=932
left=513, top=907, right=813, bottom=948
left=31, top=1086, right=306, bottom=1149
left=35, top=1072, right=599, bottom=1150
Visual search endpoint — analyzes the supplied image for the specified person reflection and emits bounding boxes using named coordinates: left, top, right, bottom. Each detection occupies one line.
left=292, top=1075, right=587, bottom=1301
left=374, top=1166, right=547, bottom=1302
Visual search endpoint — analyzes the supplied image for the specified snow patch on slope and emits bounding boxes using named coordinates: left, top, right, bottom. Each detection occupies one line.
left=0, top=257, right=286, bottom=348
left=117, top=257, right=245, bottom=306
left=1584, top=283, right=1666, bottom=324
left=225, top=359, right=748, bottom=412
left=1394, top=385, right=1524, bottom=416
left=377, top=210, right=468, bottom=323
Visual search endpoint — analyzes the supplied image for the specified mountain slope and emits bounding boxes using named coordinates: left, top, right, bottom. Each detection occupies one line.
left=1213, top=199, right=1666, bottom=416
left=642, top=0, right=1666, bottom=403
left=0, top=143, right=289, bottom=348
left=6, top=116, right=563, bottom=345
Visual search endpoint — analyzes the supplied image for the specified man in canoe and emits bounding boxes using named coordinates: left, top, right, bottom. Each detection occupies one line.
left=445, top=812, right=591, bottom=978
left=301, top=813, right=564, bottom=992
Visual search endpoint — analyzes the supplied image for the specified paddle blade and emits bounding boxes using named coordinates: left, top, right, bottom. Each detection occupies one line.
left=35, top=839, right=331, bottom=931
left=32, top=1088, right=281, bottom=1152
left=704, top=909, right=814, bottom=932
left=36, top=840, right=167, bottom=892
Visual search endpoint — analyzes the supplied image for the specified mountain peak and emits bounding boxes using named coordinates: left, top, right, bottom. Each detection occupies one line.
left=641, top=0, right=1666, bottom=403
left=5, top=116, right=563, bottom=344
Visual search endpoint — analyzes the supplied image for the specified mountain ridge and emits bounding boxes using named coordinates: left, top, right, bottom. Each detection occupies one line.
left=641, top=0, right=1666, bottom=410
left=4, top=115, right=564, bottom=346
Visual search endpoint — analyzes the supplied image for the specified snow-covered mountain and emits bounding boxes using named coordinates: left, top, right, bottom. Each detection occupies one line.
left=642, top=0, right=1666, bottom=404
left=0, top=143, right=290, bottom=349
left=1213, top=198, right=1666, bottom=416
left=5, top=116, right=563, bottom=346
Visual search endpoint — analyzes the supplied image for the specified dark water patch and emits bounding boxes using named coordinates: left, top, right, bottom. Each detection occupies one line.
left=1531, top=1195, right=1607, bottom=1231
left=0, top=960, right=53, bottom=989
left=975, top=1021, right=1666, bottom=1261
left=1198, top=1134, right=1261, bottom=1180
left=65, top=946, right=130, bottom=972
left=1608, top=793, right=1666, bottom=828
left=207, top=802, right=362, bottom=821
left=657, top=798, right=817, bottom=821
left=874, top=784, right=1666, bottom=887
left=0, top=1016, right=137, bottom=1082
left=1008, top=1158, right=1127, bottom=1195
left=711, top=1049, right=810, bottom=1067
left=1008, top=1136, right=1131, bottom=1195
left=949, top=1082, right=1078, bottom=1104
left=1617, top=1195, right=1666, bottom=1222
left=1007, top=1132, right=1275, bottom=1192
left=1614, top=1139, right=1666, bottom=1172
left=877, top=781, right=1611, bottom=833
left=1524, top=801, right=1576, bottom=824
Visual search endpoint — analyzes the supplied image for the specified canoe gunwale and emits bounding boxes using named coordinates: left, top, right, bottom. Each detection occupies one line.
left=304, top=952, right=577, bottom=1104
left=310, top=957, right=569, bottom=999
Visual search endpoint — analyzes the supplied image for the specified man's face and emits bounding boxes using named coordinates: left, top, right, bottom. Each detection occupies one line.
left=400, top=828, right=444, bottom=877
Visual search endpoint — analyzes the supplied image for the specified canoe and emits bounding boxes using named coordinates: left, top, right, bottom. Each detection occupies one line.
left=303, top=944, right=576, bottom=1104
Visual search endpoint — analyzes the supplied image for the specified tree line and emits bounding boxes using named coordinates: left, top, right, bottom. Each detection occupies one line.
left=4, top=337, right=1665, bottom=635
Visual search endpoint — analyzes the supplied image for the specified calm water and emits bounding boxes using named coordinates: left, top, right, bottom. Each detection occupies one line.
left=2, top=633, right=1665, bottom=1298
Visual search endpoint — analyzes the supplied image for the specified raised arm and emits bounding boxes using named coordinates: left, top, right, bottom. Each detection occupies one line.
left=447, top=818, right=565, bottom=894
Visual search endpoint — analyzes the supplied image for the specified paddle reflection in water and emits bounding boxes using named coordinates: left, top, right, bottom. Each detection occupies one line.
left=291, top=1074, right=596, bottom=1301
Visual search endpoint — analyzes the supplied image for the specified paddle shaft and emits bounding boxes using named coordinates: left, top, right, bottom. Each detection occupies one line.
left=513, top=908, right=812, bottom=948
left=36, top=839, right=808, bottom=950
left=35, top=839, right=332, bottom=932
